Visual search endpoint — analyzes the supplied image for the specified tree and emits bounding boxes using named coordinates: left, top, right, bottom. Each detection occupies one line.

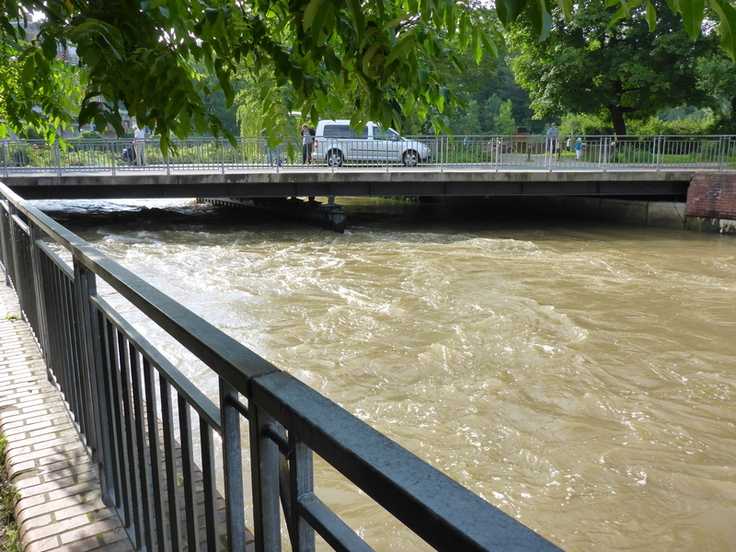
left=493, top=100, right=516, bottom=135
left=1, top=0, right=735, bottom=145
left=696, top=51, right=736, bottom=132
left=508, top=0, right=720, bottom=135
left=0, top=0, right=497, bottom=147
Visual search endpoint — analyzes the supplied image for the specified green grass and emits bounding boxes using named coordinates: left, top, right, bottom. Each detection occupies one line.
left=0, top=435, right=20, bottom=552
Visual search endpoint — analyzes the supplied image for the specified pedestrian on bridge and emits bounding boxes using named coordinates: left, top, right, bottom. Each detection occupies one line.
left=574, top=137, right=584, bottom=160
left=133, top=125, right=146, bottom=166
left=301, top=124, right=315, bottom=164
left=546, top=123, right=559, bottom=155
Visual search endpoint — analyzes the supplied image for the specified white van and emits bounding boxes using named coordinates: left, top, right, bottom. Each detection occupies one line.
left=312, top=120, right=431, bottom=167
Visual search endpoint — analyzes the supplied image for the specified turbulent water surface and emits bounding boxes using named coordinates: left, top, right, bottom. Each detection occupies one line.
left=35, top=196, right=736, bottom=551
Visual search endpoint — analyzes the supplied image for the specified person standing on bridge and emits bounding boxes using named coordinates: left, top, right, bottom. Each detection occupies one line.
left=301, top=124, right=314, bottom=164
left=574, top=137, right=584, bottom=160
left=133, top=125, right=146, bottom=166
left=546, top=123, right=559, bottom=155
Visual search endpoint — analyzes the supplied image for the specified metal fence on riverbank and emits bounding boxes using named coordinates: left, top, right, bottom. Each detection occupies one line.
left=0, top=180, right=563, bottom=551
left=2, top=134, right=735, bottom=176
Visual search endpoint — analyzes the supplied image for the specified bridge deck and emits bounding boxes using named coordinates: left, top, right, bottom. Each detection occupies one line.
left=1, top=165, right=697, bottom=200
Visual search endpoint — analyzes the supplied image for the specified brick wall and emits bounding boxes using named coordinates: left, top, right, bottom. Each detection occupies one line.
left=686, top=173, right=736, bottom=220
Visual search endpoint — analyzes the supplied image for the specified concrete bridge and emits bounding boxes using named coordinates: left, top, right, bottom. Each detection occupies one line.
left=1, top=166, right=695, bottom=200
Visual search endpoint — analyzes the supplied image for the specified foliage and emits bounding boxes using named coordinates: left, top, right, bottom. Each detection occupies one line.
left=629, top=112, right=720, bottom=135
left=0, top=0, right=504, bottom=148
left=1, top=0, right=735, bottom=146
left=507, top=0, right=720, bottom=136
left=695, top=50, right=736, bottom=132
left=493, top=100, right=517, bottom=135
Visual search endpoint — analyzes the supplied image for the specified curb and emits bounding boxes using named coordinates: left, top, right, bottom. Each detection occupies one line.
left=0, top=279, right=135, bottom=552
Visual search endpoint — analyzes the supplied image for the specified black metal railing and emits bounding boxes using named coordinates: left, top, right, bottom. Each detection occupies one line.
left=0, top=181, right=563, bottom=552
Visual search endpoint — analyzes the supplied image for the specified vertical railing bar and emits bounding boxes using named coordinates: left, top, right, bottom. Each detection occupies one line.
left=220, top=380, right=246, bottom=552
left=159, top=377, right=181, bottom=552
left=142, top=358, right=169, bottom=552
left=200, top=420, right=219, bottom=552
left=117, top=331, right=143, bottom=547
left=43, top=254, right=62, bottom=382
left=72, top=262, right=106, bottom=479
left=105, top=320, right=133, bottom=525
left=178, top=395, right=200, bottom=551
left=98, top=315, right=124, bottom=506
left=250, top=406, right=282, bottom=552
left=129, top=345, right=155, bottom=552
left=55, top=264, right=80, bottom=422
left=66, top=267, right=89, bottom=435
left=55, top=264, right=77, bottom=417
left=290, top=436, right=315, bottom=552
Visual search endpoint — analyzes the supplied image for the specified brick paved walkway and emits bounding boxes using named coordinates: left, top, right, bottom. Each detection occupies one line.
left=0, top=277, right=135, bottom=552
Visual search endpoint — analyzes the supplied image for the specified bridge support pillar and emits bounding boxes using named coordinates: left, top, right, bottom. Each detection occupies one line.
left=197, top=197, right=347, bottom=233
left=685, top=172, right=736, bottom=234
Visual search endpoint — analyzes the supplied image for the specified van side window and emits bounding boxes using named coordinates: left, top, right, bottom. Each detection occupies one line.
left=323, top=125, right=368, bottom=139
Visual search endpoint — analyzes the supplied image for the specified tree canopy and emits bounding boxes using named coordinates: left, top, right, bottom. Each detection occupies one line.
left=508, top=0, right=720, bottom=135
left=1, top=0, right=735, bottom=144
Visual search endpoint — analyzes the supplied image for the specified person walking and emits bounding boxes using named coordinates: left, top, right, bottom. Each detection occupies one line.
left=545, top=123, right=559, bottom=155
left=301, top=124, right=314, bottom=164
left=261, top=128, right=282, bottom=166
left=133, top=125, right=146, bottom=166
left=574, top=137, right=584, bottom=160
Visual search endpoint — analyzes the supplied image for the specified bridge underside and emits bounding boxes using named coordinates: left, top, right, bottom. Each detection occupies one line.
left=4, top=170, right=692, bottom=200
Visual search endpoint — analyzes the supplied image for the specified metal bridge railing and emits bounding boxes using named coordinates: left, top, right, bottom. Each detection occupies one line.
left=0, top=180, right=563, bottom=552
left=2, top=135, right=735, bottom=177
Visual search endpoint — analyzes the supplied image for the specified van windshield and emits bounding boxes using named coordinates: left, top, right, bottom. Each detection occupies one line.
left=374, top=128, right=401, bottom=141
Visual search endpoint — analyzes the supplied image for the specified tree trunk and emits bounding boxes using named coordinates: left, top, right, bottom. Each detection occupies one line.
left=606, top=105, right=628, bottom=136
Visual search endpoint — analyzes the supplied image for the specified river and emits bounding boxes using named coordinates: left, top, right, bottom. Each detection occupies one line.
left=35, top=196, right=736, bottom=551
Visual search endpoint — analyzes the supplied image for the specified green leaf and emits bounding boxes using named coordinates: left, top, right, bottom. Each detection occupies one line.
left=528, top=0, right=553, bottom=41
left=644, top=2, right=657, bottom=32
left=680, top=0, right=704, bottom=40
left=497, top=0, right=527, bottom=26
left=458, top=14, right=470, bottom=48
left=707, top=0, right=736, bottom=59
left=472, top=26, right=483, bottom=64
left=481, top=30, right=499, bottom=59
left=303, top=0, right=326, bottom=32
left=385, top=35, right=415, bottom=66
left=346, top=0, right=365, bottom=37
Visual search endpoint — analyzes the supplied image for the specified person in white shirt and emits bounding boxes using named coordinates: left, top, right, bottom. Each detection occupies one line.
left=133, top=125, right=146, bottom=166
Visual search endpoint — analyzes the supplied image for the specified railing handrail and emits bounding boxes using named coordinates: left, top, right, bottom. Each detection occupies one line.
left=2, top=134, right=735, bottom=177
left=0, top=180, right=563, bottom=551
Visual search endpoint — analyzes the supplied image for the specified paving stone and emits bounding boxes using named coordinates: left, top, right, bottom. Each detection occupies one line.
left=0, top=279, right=135, bottom=552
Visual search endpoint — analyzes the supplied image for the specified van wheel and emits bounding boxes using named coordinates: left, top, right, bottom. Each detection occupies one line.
left=403, top=150, right=419, bottom=166
left=327, top=150, right=343, bottom=167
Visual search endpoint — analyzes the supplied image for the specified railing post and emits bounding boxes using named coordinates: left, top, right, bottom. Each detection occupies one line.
left=220, top=380, right=247, bottom=551
left=250, top=404, right=283, bottom=552
left=0, top=199, right=13, bottom=286
left=54, top=141, right=62, bottom=177
left=1, top=140, right=7, bottom=179
left=111, top=141, right=116, bottom=177
left=72, top=260, right=113, bottom=494
left=718, top=135, right=727, bottom=172
left=286, top=436, right=315, bottom=552
left=221, top=138, right=226, bottom=175
left=27, top=221, right=51, bottom=372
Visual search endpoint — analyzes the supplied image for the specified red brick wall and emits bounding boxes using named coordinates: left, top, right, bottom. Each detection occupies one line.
left=686, top=173, right=736, bottom=220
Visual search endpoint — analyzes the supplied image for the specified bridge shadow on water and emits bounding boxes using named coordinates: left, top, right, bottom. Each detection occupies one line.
left=29, top=195, right=650, bottom=240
